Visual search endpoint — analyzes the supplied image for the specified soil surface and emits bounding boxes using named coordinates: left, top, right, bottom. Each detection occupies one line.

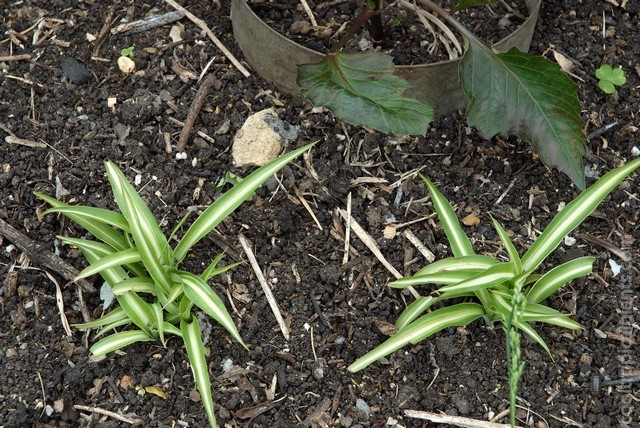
left=251, top=0, right=529, bottom=63
left=1, top=1, right=639, bottom=427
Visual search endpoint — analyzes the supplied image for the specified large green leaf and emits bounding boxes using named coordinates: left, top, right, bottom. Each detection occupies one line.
left=298, top=52, right=434, bottom=135
left=460, top=43, right=586, bottom=188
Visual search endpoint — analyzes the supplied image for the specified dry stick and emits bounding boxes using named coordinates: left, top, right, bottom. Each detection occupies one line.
left=0, top=218, right=97, bottom=293
left=164, top=0, right=251, bottom=78
left=295, top=187, right=323, bottom=230
left=0, top=54, right=31, bottom=61
left=342, top=192, right=352, bottom=265
left=73, top=405, right=145, bottom=425
left=404, top=409, right=516, bottom=428
left=111, top=10, right=185, bottom=34
left=337, top=208, right=420, bottom=299
left=167, top=117, right=216, bottom=145
left=92, top=3, right=118, bottom=58
left=46, top=271, right=73, bottom=336
left=402, top=229, right=435, bottom=263
left=177, top=74, right=219, bottom=152
left=299, top=0, right=319, bottom=28
left=238, top=234, right=290, bottom=341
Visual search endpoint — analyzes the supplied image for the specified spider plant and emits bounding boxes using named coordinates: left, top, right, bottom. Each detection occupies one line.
left=35, top=143, right=314, bottom=427
left=349, top=157, right=640, bottom=423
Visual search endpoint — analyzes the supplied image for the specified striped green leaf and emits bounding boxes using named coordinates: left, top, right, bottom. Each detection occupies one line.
left=421, top=176, right=474, bottom=257
left=74, top=248, right=142, bottom=280
left=202, top=258, right=244, bottom=282
left=181, top=318, right=218, bottom=428
left=35, top=192, right=129, bottom=251
left=41, top=205, right=130, bottom=232
left=90, top=330, right=154, bottom=357
left=521, top=157, right=640, bottom=273
left=176, top=271, right=247, bottom=349
left=94, top=318, right=133, bottom=338
left=395, top=291, right=476, bottom=330
left=66, top=241, right=155, bottom=334
left=390, top=269, right=487, bottom=288
left=74, top=307, right=127, bottom=329
left=491, top=216, right=522, bottom=273
left=513, top=320, right=550, bottom=355
left=526, top=256, right=594, bottom=304
left=60, top=235, right=147, bottom=279
left=413, top=255, right=499, bottom=276
left=174, top=143, right=316, bottom=263
left=437, top=262, right=515, bottom=294
left=348, top=303, right=485, bottom=373
left=105, top=161, right=172, bottom=267
left=111, top=277, right=156, bottom=296
left=120, top=189, right=173, bottom=296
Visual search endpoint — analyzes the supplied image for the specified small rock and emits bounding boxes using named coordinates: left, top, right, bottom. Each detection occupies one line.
left=60, top=58, right=92, bottom=85
left=232, top=108, right=293, bottom=167
left=118, top=56, right=136, bottom=74
left=355, top=398, right=370, bottom=417
left=290, top=20, right=312, bottom=35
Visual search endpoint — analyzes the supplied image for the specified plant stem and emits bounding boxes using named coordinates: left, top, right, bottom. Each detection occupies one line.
left=330, top=2, right=382, bottom=53
left=414, top=0, right=475, bottom=41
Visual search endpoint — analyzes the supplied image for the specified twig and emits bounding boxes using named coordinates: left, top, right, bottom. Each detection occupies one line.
left=5, top=135, right=47, bottom=148
left=177, top=74, right=220, bottom=151
left=575, top=232, right=631, bottom=261
left=238, top=234, right=290, bottom=340
left=342, top=192, right=352, bottom=265
left=73, top=405, right=144, bottom=425
left=0, top=54, right=31, bottom=62
left=45, top=271, right=73, bottom=336
left=92, top=4, right=118, bottom=58
left=0, top=217, right=96, bottom=293
left=337, top=208, right=419, bottom=299
left=295, top=187, right=323, bottom=230
left=167, top=117, right=216, bottom=145
left=404, top=409, right=516, bottom=427
left=299, top=0, right=319, bottom=28
left=402, top=229, right=435, bottom=263
left=164, top=0, right=251, bottom=78
left=111, top=11, right=185, bottom=34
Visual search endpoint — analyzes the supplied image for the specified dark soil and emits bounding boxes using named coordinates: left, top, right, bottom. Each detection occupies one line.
left=1, top=1, right=639, bottom=427
left=252, top=0, right=529, bottom=64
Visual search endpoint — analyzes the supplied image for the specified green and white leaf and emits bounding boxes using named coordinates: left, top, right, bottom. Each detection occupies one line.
left=175, top=143, right=315, bottom=262
left=177, top=271, right=247, bottom=349
left=437, top=262, right=515, bottom=294
left=526, top=256, right=594, bottom=304
left=90, top=330, right=154, bottom=357
left=348, top=303, right=485, bottom=373
left=413, top=255, right=498, bottom=276
left=522, top=157, right=640, bottom=272
left=181, top=318, right=218, bottom=428
left=35, top=192, right=129, bottom=250
left=74, top=248, right=141, bottom=280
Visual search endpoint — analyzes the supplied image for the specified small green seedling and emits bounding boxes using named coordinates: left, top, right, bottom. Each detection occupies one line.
left=121, top=45, right=135, bottom=58
left=348, top=157, right=640, bottom=425
left=35, top=143, right=314, bottom=427
left=596, top=64, right=626, bottom=94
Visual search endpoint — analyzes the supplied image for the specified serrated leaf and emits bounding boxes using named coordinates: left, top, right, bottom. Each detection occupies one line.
left=452, top=0, right=497, bottom=13
left=298, top=52, right=433, bottom=135
left=460, top=44, right=586, bottom=189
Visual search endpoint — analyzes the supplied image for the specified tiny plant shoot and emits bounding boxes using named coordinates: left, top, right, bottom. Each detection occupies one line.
left=35, top=143, right=314, bottom=427
left=596, top=64, right=626, bottom=94
left=348, top=157, right=640, bottom=424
